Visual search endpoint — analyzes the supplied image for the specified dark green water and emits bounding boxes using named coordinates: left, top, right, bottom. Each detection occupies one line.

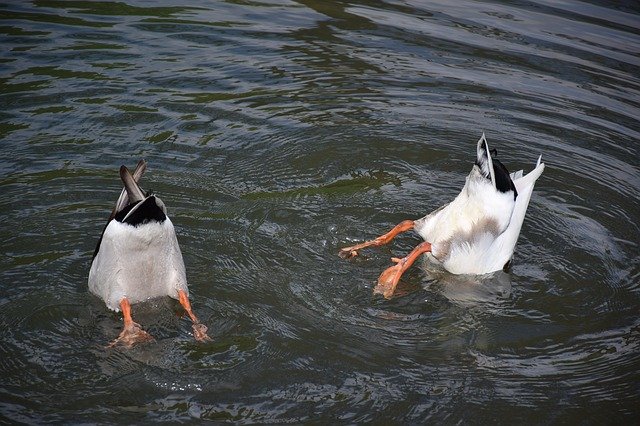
left=1, top=0, right=639, bottom=423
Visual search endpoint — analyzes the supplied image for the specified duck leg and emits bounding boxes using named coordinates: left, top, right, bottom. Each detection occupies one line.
left=339, top=220, right=415, bottom=259
left=178, top=290, right=211, bottom=342
left=375, top=242, right=432, bottom=299
left=108, top=298, right=154, bottom=348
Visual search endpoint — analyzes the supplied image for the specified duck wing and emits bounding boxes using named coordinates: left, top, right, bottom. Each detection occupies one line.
left=489, top=155, right=545, bottom=269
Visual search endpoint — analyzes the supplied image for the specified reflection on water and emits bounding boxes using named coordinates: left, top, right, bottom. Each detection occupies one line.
left=427, top=266, right=513, bottom=306
left=1, top=0, right=639, bottom=422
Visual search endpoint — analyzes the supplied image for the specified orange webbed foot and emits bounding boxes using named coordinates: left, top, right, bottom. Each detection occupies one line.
left=374, top=262, right=404, bottom=299
left=108, top=321, right=154, bottom=348
left=338, top=246, right=360, bottom=259
left=373, top=242, right=432, bottom=299
left=177, top=290, right=212, bottom=343
left=192, top=323, right=212, bottom=342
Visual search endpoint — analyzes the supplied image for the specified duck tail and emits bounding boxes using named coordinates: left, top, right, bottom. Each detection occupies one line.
left=94, top=160, right=148, bottom=260
left=110, top=159, right=146, bottom=219
left=475, top=132, right=496, bottom=188
left=119, top=164, right=146, bottom=204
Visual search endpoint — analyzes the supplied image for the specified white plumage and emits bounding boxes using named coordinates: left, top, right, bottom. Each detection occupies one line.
left=340, top=133, right=545, bottom=298
left=88, top=215, right=188, bottom=311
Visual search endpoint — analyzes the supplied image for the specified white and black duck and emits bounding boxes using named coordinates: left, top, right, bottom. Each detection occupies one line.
left=89, top=160, right=210, bottom=346
left=340, top=133, right=545, bottom=298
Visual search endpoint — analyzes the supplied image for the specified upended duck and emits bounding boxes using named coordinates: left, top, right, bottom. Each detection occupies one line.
left=339, top=134, right=545, bottom=298
left=88, top=160, right=210, bottom=347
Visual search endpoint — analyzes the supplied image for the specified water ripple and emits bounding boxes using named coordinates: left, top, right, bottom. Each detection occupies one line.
left=1, top=0, right=639, bottom=422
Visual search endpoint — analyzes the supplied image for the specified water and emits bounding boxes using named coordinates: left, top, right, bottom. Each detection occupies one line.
left=1, top=0, right=639, bottom=422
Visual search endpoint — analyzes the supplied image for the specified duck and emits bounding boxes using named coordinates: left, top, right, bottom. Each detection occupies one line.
left=339, top=133, right=545, bottom=298
left=88, top=160, right=210, bottom=347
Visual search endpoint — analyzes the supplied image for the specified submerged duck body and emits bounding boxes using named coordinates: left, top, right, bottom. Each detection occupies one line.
left=340, top=134, right=545, bottom=297
left=415, top=136, right=544, bottom=275
left=89, top=196, right=188, bottom=311
left=89, top=160, right=210, bottom=347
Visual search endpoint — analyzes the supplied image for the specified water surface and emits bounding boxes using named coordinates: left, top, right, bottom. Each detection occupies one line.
left=1, top=0, right=639, bottom=423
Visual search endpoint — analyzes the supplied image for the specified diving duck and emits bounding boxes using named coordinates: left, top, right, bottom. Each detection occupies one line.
left=88, top=160, right=210, bottom=346
left=339, top=133, right=545, bottom=298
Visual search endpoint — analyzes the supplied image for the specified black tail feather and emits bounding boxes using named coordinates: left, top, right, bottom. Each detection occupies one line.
left=492, top=158, right=518, bottom=199
left=475, top=135, right=517, bottom=199
left=117, top=196, right=166, bottom=226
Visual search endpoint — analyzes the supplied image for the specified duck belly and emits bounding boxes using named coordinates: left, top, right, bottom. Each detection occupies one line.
left=88, top=218, right=188, bottom=311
